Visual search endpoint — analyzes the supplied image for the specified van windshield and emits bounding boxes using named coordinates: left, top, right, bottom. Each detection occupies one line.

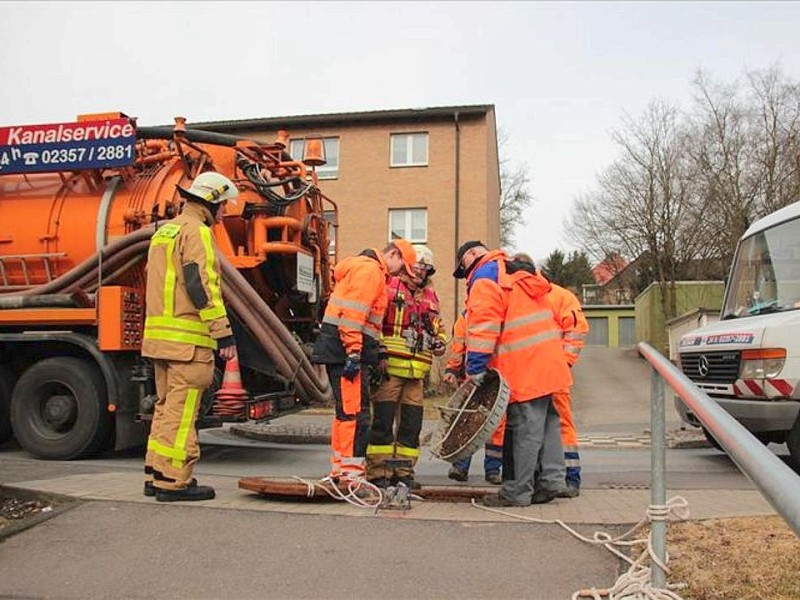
left=723, top=216, right=800, bottom=319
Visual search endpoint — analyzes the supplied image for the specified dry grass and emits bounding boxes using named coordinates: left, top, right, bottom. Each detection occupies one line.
left=667, top=516, right=800, bottom=599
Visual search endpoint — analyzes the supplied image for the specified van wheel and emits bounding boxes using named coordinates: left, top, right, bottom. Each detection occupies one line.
left=10, top=357, right=111, bottom=460
left=786, top=418, right=800, bottom=470
left=0, top=365, right=15, bottom=445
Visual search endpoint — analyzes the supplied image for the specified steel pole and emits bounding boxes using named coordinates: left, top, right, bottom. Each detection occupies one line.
left=650, top=366, right=667, bottom=589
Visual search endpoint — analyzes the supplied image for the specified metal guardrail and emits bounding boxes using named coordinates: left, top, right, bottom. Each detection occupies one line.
left=637, top=341, right=800, bottom=586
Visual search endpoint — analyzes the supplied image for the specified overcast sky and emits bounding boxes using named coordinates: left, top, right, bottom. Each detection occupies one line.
left=2, top=1, right=800, bottom=263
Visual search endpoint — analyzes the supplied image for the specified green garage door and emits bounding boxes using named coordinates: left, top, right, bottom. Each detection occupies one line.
left=619, top=316, right=636, bottom=346
left=586, top=317, right=609, bottom=346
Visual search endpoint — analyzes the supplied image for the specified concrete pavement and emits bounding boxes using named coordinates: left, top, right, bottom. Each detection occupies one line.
left=0, top=415, right=777, bottom=526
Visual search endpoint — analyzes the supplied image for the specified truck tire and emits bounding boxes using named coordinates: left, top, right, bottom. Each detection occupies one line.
left=10, top=357, right=111, bottom=460
left=786, top=417, right=800, bottom=470
left=0, top=365, right=15, bottom=445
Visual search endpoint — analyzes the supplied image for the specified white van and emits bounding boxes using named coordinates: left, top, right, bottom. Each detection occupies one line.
left=676, top=200, right=800, bottom=467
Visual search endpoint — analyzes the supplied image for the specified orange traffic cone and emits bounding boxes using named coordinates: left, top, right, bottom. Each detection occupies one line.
left=213, top=358, right=248, bottom=417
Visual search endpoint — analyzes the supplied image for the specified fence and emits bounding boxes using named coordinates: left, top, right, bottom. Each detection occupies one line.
left=637, top=341, right=800, bottom=587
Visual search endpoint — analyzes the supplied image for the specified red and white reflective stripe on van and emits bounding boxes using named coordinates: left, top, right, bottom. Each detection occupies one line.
left=734, top=379, right=795, bottom=398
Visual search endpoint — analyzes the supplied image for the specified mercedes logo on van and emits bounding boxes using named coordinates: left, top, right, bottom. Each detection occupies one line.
left=698, top=355, right=710, bottom=377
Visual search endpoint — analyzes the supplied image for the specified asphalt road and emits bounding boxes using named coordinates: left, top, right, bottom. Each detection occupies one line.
left=0, top=346, right=791, bottom=599
left=571, top=346, right=683, bottom=433
left=0, top=499, right=623, bottom=600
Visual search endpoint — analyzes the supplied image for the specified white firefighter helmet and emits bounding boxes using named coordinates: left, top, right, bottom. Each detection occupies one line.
left=413, top=244, right=435, bottom=275
left=180, top=172, right=239, bottom=205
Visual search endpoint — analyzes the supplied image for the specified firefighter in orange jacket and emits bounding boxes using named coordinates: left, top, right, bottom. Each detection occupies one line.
left=444, top=313, right=505, bottom=485
left=512, top=253, right=589, bottom=496
left=453, top=241, right=572, bottom=507
left=365, top=245, right=446, bottom=489
left=312, top=240, right=417, bottom=482
left=142, top=172, right=239, bottom=502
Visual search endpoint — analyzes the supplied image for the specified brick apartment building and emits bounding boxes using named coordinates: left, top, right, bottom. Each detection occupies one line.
left=191, top=104, right=501, bottom=329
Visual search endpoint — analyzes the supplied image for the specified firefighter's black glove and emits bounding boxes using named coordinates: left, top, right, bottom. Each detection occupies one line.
left=343, top=352, right=362, bottom=381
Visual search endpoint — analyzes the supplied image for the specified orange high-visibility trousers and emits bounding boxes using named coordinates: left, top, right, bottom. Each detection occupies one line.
left=552, top=389, right=581, bottom=487
left=145, top=358, right=214, bottom=491
left=329, top=366, right=371, bottom=479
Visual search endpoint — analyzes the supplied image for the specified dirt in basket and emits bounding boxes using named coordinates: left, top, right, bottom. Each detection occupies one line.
left=439, top=374, right=500, bottom=456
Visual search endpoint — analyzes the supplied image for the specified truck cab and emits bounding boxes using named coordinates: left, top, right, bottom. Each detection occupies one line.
left=676, top=200, right=800, bottom=467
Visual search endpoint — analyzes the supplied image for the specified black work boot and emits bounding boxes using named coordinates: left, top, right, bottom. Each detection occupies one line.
left=145, top=478, right=196, bottom=497
left=368, top=477, right=391, bottom=489
left=448, top=466, right=469, bottom=482
left=531, top=488, right=560, bottom=505
left=483, top=493, right=525, bottom=507
left=484, top=472, right=502, bottom=485
left=393, top=475, right=422, bottom=490
left=554, top=485, right=580, bottom=498
left=155, top=483, right=215, bottom=502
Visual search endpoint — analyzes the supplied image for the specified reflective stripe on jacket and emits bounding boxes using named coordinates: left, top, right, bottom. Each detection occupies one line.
left=141, top=203, right=232, bottom=361
left=445, top=313, right=466, bottom=379
left=546, top=283, right=589, bottom=367
left=312, top=249, right=388, bottom=365
left=381, top=276, right=445, bottom=379
left=464, top=250, right=572, bottom=402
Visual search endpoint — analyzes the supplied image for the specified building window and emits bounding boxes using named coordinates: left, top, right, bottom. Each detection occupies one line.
left=390, top=133, right=428, bottom=167
left=323, top=210, right=337, bottom=256
left=389, top=208, right=427, bottom=243
left=289, top=137, right=339, bottom=179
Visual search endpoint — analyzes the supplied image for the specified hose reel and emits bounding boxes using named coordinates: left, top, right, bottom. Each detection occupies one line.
left=430, top=368, right=510, bottom=463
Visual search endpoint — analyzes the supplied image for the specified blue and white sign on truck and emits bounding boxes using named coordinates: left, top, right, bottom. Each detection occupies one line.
left=0, top=116, right=136, bottom=174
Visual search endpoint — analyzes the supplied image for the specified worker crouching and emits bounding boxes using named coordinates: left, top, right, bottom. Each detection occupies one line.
left=142, top=172, right=239, bottom=502
left=366, top=246, right=446, bottom=489
left=312, top=240, right=417, bottom=482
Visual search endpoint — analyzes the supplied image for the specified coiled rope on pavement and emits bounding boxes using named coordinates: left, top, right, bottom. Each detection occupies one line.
left=473, top=495, right=690, bottom=600
left=290, top=476, right=425, bottom=512
left=292, top=476, right=385, bottom=509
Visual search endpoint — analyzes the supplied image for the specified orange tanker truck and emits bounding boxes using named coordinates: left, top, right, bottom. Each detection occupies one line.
left=0, top=112, right=336, bottom=459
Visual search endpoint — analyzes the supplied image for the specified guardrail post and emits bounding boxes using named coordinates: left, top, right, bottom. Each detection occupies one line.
left=650, top=366, right=667, bottom=588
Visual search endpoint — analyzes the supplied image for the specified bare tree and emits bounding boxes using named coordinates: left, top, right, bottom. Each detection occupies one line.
left=498, top=131, right=533, bottom=247
left=686, top=70, right=754, bottom=271
left=747, top=66, right=800, bottom=215
left=567, top=66, right=800, bottom=324
left=568, top=100, right=701, bottom=320
left=687, top=66, right=800, bottom=269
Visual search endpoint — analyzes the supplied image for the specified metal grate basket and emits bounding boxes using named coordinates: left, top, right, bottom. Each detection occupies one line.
left=430, top=368, right=510, bottom=463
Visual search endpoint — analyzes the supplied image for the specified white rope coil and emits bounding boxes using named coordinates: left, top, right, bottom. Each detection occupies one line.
left=291, top=475, right=384, bottom=509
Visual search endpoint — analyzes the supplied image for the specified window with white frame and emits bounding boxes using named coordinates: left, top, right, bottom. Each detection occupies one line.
left=322, top=210, right=336, bottom=256
left=390, top=132, right=428, bottom=167
left=289, top=137, right=339, bottom=179
left=389, top=208, right=427, bottom=243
